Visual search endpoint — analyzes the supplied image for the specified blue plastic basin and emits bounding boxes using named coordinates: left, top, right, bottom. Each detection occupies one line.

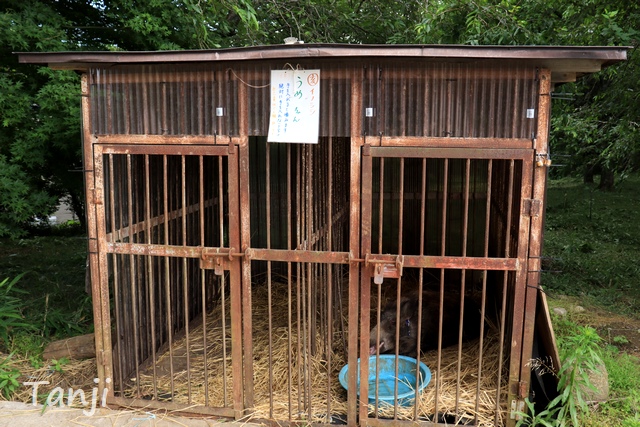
left=339, top=355, right=431, bottom=407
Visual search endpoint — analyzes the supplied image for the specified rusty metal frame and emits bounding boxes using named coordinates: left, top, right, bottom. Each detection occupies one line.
left=513, top=68, right=554, bottom=425
left=91, top=141, right=244, bottom=417
left=359, top=144, right=535, bottom=427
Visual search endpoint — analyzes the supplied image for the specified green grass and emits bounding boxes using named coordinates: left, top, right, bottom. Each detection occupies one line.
left=543, top=174, right=640, bottom=315
left=0, top=225, right=92, bottom=355
left=543, top=174, right=640, bottom=426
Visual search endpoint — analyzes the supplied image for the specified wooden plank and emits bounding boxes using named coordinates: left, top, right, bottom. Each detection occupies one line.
left=43, top=333, right=96, bottom=360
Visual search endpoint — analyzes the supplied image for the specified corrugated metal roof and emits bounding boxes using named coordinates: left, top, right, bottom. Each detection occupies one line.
left=17, top=44, right=629, bottom=83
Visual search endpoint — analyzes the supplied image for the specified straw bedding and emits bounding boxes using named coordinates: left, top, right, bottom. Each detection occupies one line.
left=1, top=354, right=97, bottom=405
left=123, top=282, right=508, bottom=425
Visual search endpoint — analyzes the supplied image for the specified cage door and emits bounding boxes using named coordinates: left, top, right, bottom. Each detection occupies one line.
left=91, top=143, right=244, bottom=417
left=358, top=146, right=534, bottom=426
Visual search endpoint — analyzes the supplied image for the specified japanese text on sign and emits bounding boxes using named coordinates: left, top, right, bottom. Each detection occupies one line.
left=268, top=70, right=320, bottom=144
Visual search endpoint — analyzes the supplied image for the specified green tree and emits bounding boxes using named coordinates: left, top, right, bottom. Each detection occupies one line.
left=0, top=2, right=82, bottom=237
left=1, top=0, right=638, bottom=237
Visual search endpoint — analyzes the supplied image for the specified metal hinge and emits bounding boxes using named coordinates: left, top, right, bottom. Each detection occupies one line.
left=524, top=198, right=542, bottom=218
left=510, top=399, right=525, bottom=420
left=97, top=350, right=107, bottom=366
left=90, top=188, right=103, bottom=205
left=519, top=380, right=529, bottom=398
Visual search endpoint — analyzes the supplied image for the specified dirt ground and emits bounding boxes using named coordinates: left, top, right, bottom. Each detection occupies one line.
left=548, top=295, right=640, bottom=358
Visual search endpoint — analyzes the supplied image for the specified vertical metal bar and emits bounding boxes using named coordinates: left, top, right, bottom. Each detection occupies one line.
left=392, top=157, right=406, bottom=419
left=372, top=153, right=385, bottom=413
left=219, top=155, right=228, bottom=407
left=107, top=155, right=124, bottom=391
left=350, top=68, right=363, bottom=427
left=413, top=158, right=427, bottom=420
left=499, top=159, right=516, bottom=426
left=199, top=155, right=209, bottom=406
left=455, top=158, right=471, bottom=420
left=237, top=76, right=251, bottom=415
left=518, top=68, right=553, bottom=419
left=359, top=143, right=373, bottom=422
left=162, top=155, right=175, bottom=398
left=326, top=136, right=333, bottom=420
left=474, top=159, right=493, bottom=424
left=306, top=254, right=313, bottom=420
left=434, top=158, right=449, bottom=418
left=377, top=158, right=385, bottom=254
left=286, top=144, right=293, bottom=421
left=181, top=155, right=192, bottom=402
left=266, top=142, right=274, bottom=418
left=295, top=145, right=304, bottom=414
left=296, top=144, right=303, bottom=415
left=142, top=154, right=158, bottom=400
left=233, top=143, right=248, bottom=417
left=90, top=142, right=108, bottom=395
left=305, top=145, right=313, bottom=419
left=127, top=155, right=141, bottom=396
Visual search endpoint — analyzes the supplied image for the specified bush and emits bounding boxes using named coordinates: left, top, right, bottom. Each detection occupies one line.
left=0, top=274, right=33, bottom=351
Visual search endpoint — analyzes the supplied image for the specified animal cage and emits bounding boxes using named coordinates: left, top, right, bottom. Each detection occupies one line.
left=19, top=44, right=627, bottom=427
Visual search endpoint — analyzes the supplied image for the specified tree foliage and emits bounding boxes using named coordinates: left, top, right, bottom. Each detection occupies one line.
left=1, top=0, right=638, bottom=236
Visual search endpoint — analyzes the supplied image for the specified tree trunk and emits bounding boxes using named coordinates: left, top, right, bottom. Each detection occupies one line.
left=584, top=164, right=597, bottom=184
left=598, top=168, right=615, bottom=191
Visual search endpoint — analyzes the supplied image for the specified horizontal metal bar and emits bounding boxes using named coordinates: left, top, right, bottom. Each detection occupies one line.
left=96, top=134, right=241, bottom=147
left=401, top=254, right=519, bottom=271
left=379, top=136, right=532, bottom=150
left=108, top=396, right=236, bottom=418
left=106, top=196, right=220, bottom=243
left=106, top=242, right=224, bottom=258
left=245, top=248, right=351, bottom=264
left=370, top=146, right=534, bottom=160
left=365, top=418, right=431, bottom=427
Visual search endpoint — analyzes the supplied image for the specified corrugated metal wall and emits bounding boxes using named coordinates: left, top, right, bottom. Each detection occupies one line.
left=90, top=61, right=537, bottom=140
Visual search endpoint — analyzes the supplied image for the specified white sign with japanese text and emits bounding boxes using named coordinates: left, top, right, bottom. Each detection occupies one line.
left=267, top=69, right=320, bottom=144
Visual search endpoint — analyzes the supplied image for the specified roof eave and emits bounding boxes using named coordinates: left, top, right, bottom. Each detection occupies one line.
left=17, top=44, right=630, bottom=83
